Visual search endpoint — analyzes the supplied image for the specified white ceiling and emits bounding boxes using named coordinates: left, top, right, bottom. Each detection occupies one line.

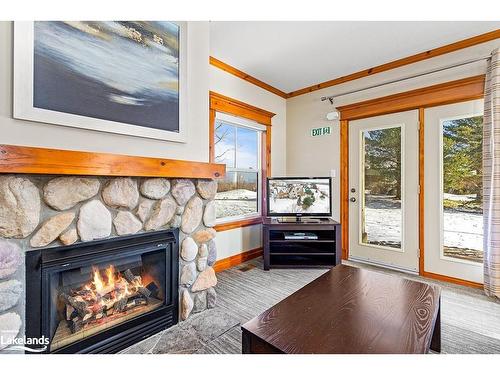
left=209, top=21, right=500, bottom=93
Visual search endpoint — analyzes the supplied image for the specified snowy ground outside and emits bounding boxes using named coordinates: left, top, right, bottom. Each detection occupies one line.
left=215, top=189, right=257, bottom=219
left=364, top=195, right=483, bottom=262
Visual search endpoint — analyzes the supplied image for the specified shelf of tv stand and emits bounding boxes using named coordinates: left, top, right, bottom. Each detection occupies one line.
left=263, top=217, right=341, bottom=270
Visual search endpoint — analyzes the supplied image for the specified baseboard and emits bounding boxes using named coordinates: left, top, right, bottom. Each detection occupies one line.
left=213, top=247, right=263, bottom=272
left=421, top=271, right=483, bottom=289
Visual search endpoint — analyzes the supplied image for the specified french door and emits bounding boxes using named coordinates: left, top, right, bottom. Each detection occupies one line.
left=348, top=110, right=420, bottom=272
left=424, top=100, right=484, bottom=284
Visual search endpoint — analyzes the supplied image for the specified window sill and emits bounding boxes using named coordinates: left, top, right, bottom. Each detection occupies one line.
left=214, top=216, right=263, bottom=232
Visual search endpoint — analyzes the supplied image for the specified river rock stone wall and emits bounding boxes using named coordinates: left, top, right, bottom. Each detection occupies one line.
left=0, top=174, right=219, bottom=351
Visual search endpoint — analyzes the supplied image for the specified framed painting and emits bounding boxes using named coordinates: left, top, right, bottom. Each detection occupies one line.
left=13, top=21, right=188, bottom=142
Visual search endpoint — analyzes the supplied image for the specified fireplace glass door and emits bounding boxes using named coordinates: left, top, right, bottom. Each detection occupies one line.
left=44, top=248, right=167, bottom=352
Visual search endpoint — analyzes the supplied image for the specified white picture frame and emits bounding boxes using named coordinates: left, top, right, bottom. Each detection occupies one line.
left=13, top=21, right=188, bottom=143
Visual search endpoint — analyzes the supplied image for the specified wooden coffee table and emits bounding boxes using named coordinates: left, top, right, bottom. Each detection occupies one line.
left=242, top=264, right=441, bottom=354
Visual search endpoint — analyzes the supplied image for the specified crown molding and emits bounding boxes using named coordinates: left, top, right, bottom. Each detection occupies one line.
left=209, top=56, right=288, bottom=99
left=287, top=29, right=500, bottom=98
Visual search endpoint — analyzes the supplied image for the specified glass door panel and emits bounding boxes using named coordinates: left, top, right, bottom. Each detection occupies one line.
left=361, top=126, right=403, bottom=249
left=442, top=115, right=483, bottom=264
left=424, top=100, right=484, bottom=283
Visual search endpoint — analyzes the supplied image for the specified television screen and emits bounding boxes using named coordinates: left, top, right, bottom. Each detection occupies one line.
left=267, top=177, right=332, bottom=216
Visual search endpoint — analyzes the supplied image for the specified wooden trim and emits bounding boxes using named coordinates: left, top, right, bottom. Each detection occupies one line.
left=214, top=216, right=263, bottom=232
left=418, top=108, right=425, bottom=275
left=213, top=247, right=263, bottom=272
left=209, top=91, right=276, bottom=126
left=209, top=109, right=216, bottom=163
left=210, top=56, right=288, bottom=99
left=287, top=29, right=500, bottom=98
left=337, top=75, right=485, bottom=121
left=421, top=271, right=483, bottom=289
left=340, top=120, right=349, bottom=260
left=0, top=144, right=225, bottom=179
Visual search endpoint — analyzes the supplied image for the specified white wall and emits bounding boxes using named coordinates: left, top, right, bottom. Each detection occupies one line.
left=0, top=21, right=210, bottom=162
left=209, top=65, right=287, bottom=259
left=286, top=40, right=500, bottom=222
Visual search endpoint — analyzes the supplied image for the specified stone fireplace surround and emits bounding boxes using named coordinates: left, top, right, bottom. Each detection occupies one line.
left=0, top=145, right=225, bottom=353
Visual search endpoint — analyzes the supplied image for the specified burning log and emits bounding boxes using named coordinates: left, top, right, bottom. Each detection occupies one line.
left=146, top=282, right=159, bottom=298
left=61, top=264, right=158, bottom=336
left=61, top=293, right=90, bottom=318
left=123, top=269, right=137, bottom=284
left=137, top=286, right=151, bottom=298
left=114, top=297, right=128, bottom=313
left=69, top=319, right=83, bottom=333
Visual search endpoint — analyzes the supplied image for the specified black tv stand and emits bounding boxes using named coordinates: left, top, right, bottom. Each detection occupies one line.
left=263, top=218, right=341, bottom=270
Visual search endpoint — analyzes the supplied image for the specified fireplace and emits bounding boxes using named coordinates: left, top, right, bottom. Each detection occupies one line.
left=25, top=230, right=179, bottom=354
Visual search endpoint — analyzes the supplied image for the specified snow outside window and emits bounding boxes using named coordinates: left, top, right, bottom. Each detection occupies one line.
left=214, top=115, right=262, bottom=223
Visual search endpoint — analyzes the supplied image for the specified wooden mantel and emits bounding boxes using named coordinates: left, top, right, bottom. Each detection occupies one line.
left=0, top=145, right=225, bottom=179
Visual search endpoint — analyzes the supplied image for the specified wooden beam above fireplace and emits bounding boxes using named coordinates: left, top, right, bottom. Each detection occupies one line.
left=0, top=144, right=225, bottom=179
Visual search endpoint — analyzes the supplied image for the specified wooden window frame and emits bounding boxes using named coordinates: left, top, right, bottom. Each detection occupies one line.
left=337, top=75, right=485, bottom=288
left=209, top=91, right=275, bottom=231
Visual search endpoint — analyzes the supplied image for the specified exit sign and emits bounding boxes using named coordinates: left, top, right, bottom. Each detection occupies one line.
left=311, top=126, right=332, bottom=137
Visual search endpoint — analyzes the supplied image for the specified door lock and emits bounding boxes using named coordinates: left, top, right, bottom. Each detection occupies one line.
left=351, top=188, right=356, bottom=193
left=350, top=197, right=356, bottom=202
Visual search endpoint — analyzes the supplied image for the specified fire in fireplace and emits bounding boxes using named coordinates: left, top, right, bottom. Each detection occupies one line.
left=26, top=230, right=179, bottom=354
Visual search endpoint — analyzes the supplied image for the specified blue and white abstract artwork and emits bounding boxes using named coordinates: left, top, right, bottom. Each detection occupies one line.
left=33, top=21, right=180, bottom=132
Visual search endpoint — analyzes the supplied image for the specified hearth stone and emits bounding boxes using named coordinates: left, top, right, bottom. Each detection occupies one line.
left=77, top=200, right=112, bottom=241
left=30, top=212, right=75, bottom=248
left=199, top=243, right=208, bottom=257
left=140, top=178, right=170, bottom=200
left=193, top=229, right=216, bottom=244
left=181, top=196, right=203, bottom=234
left=0, top=176, right=40, bottom=238
left=196, top=257, right=207, bottom=272
left=0, top=241, right=22, bottom=279
left=59, top=228, right=78, bottom=246
left=192, top=267, right=217, bottom=292
left=136, top=198, right=154, bottom=223
left=171, top=179, right=196, bottom=206
left=0, top=312, right=22, bottom=350
left=181, top=290, right=194, bottom=320
left=207, top=240, right=217, bottom=266
left=144, top=197, right=177, bottom=231
left=181, top=237, right=198, bottom=262
left=193, top=291, right=207, bottom=312
left=113, top=211, right=142, bottom=236
left=102, top=178, right=139, bottom=210
left=207, top=288, right=217, bottom=309
left=203, top=201, right=216, bottom=227
left=43, top=177, right=100, bottom=210
left=0, top=279, right=22, bottom=312
left=196, top=180, right=218, bottom=200
left=171, top=214, right=182, bottom=228
left=180, top=263, right=197, bottom=286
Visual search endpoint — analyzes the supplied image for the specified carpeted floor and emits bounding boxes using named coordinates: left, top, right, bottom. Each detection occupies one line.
left=121, top=258, right=500, bottom=354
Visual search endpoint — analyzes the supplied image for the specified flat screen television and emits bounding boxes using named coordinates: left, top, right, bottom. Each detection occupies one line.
left=267, top=177, right=332, bottom=217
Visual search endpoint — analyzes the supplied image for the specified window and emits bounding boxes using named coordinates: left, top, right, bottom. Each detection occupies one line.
left=441, top=114, right=483, bottom=263
left=213, top=114, right=263, bottom=223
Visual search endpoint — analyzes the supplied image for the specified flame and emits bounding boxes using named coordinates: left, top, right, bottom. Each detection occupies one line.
left=92, top=266, right=105, bottom=293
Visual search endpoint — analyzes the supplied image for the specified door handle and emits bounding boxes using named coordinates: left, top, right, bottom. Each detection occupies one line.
left=350, top=197, right=356, bottom=202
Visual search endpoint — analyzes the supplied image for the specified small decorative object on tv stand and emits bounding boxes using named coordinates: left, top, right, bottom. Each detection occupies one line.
left=263, top=217, right=341, bottom=270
